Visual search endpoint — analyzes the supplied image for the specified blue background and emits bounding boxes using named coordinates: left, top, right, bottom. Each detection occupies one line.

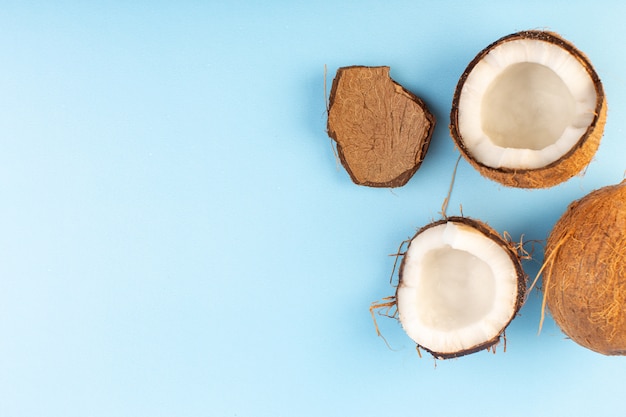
left=1, top=1, right=625, bottom=416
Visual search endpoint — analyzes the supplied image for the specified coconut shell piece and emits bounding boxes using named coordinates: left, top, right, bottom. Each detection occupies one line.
left=327, top=66, right=435, bottom=188
left=544, top=181, right=626, bottom=355
left=450, top=30, right=606, bottom=188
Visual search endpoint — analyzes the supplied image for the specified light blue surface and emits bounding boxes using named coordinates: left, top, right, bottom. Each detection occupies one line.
left=1, top=1, right=625, bottom=416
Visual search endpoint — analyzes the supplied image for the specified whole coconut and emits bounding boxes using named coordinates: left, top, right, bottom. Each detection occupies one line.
left=544, top=181, right=626, bottom=355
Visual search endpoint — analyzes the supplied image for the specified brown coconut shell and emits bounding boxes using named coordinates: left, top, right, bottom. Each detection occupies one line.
left=450, top=30, right=606, bottom=189
left=327, top=66, right=436, bottom=188
left=397, top=216, right=526, bottom=359
left=544, top=181, right=626, bottom=355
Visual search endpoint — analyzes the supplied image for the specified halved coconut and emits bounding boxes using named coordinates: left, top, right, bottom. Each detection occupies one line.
left=450, top=30, right=606, bottom=188
left=396, top=217, right=525, bottom=358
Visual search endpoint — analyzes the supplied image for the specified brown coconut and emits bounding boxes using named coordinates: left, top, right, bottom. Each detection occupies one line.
left=544, top=181, right=626, bottom=355
left=396, top=217, right=526, bottom=359
left=327, top=66, right=436, bottom=188
left=450, top=30, right=606, bottom=188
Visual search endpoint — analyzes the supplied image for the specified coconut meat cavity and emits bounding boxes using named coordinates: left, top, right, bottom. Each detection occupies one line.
left=458, top=38, right=597, bottom=169
left=397, top=221, right=519, bottom=355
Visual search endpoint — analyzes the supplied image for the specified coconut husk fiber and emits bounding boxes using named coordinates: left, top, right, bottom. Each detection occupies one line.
left=327, top=66, right=435, bottom=188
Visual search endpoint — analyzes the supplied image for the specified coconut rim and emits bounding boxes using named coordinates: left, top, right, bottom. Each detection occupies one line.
left=450, top=30, right=605, bottom=176
left=396, top=217, right=526, bottom=359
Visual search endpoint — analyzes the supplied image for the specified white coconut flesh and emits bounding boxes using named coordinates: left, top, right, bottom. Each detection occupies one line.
left=458, top=39, right=597, bottom=169
left=397, top=222, right=519, bottom=355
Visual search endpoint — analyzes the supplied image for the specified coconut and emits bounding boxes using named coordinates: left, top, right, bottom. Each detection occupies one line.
left=543, top=181, right=626, bottom=355
left=396, top=217, right=526, bottom=359
left=327, top=66, right=436, bottom=187
left=450, top=30, right=606, bottom=188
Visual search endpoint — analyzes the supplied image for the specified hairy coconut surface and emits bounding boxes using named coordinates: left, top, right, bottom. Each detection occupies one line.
left=450, top=30, right=606, bottom=188
left=327, top=66, right=435, bottom=188
left=396, top=217, right=526, bottom=359
left=544, top=181, right=626, bottom=355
